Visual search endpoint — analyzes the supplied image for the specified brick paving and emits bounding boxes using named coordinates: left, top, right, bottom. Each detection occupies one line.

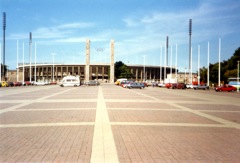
left=0, top=84, right=240, bottom=162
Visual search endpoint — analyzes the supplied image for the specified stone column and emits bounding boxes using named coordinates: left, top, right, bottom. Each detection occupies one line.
left=85, top=39, right=90, bottom=82
left=136, top=68, right=138, bottom=81
left=110, top=40, right=115, bottom=83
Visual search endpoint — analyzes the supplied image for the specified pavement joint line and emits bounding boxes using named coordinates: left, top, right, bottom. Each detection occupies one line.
left=110, top=122, right=228, bottom=128
left=169, top=103, right=240, bottom=129
left=9, top=108, right=96, bottom=111
left=0, top=122, right=95, bottom=128
left=91, top=86, right=119, bottom=163
left=0, top=87, right=76, bottom=115
left=197, top=110, right=240, bottom=113
left=127, top=89, right=240, bottom=130
left=107, top=108, right=184, bottom=111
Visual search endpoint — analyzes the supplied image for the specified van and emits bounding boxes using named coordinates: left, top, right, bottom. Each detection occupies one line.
left=59, top=76, right=80, bottom=87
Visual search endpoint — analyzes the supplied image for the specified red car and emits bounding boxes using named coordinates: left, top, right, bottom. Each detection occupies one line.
left=215, top=85, right=237, bottom=92
left=25, top=81, right=32, bottom=86
left=165, top=83, right=172, bottom=89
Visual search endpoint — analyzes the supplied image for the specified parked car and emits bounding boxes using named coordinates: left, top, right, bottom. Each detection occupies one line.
left=121, top=80, right=132, bottom=88
left=1, top=81, right=9, bottom=87
left=158, top=83, right=165, bottom=87
left=115, top=78, right=127, bottom=85
left=215, top=85, right=237, bottom=92
left=50, top=81, right=57, bottom=85
left=25, top=81, right=32, bottom=86
left=171, top=83, right=186, bottom=89
left=126, top=82, right=145, bottom=89
left=13, top=82, right=22, bottom=86
left=85, top=80, right=100, bottom=86
left=165, top=83, right=172, bottom=89
left=8, top=82, right=14, bottom=87
left=193, top=84, right=209, bottom=90
left=33, top=81, right=46, bottom=86
left=186, top=84, right=194, bottom=89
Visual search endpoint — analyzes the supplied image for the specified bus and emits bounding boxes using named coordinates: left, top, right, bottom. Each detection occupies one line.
left=228, top=78, right=240, bottom=89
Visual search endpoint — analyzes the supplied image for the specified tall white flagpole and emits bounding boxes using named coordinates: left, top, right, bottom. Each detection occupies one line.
left=17, top=40, right=19, bottom=81
left=207, top=42, right=210, bottom=86
left=175, top=44, right=178, bottom=80
left=164, top=44, right=166, bottom=81
left=160, top=45, right=162, bottom=82
left=198, top=45, right=200, bottom=85
left=34, top=42, right=37, bottom=82
left=218, top=38, right=221, bottom=86
left=23, top=42, right=25, bottom=82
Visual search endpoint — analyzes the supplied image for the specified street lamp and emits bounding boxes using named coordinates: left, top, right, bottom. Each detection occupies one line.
left=189, top=19, right=192, bottom=85
left=29, top=32, right=32, bottom=82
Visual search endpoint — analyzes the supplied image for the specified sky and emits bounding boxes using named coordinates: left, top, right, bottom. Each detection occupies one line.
left=1, top=0, right=240, bottom=72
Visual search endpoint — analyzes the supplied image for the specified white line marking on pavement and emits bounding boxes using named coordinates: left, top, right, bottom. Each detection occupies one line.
left=91, top=86, right=119, bottom=163
left=0, top=88, right=76, bottom=115
left=110, top=122, right=228, bottom=128
left=128, top=89, right=240, bottom=129
left=0, top=122, right=95, bottom=128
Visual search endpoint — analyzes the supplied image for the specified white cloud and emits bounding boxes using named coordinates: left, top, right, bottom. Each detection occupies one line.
left=8, top=22, right=95, bottom=40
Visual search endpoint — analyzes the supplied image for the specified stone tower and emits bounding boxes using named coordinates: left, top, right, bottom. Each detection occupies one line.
left=85, top=39, right=90, bottom=82
left=110, top=40, right=115, bottom=83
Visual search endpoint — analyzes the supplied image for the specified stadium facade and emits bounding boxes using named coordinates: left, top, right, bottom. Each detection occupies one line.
left=10, top=39, right=176, bottom=83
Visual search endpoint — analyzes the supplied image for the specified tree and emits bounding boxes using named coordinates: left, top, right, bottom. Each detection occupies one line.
left=1, top=64, right=7, bottom=80
left=206, top=47, right=240, bottom=85
left=114, top=61, right=133, bottom=79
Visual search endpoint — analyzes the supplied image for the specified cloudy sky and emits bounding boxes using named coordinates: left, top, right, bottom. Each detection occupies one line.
left=1, top=0, right=240, bottom=72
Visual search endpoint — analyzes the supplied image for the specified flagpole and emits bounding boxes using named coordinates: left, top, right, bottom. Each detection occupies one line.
left=218, top=38, right=221, bottom=86
left=175, top=44, right=178, bottom=81
left=207, top=42, right=210, bottom=86
left=160, top=45, right=162, bottom=82
left=17, top=40, right=19, bottom=81
left=23, top=42, right=25, bottom=82
left=198, top=45, right=200, bottom=85
left=34, top=42, right=37, bottom=82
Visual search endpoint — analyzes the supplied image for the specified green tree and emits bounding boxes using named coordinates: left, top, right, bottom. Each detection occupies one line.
left=114, top=61, right=133, bottom=79
left=207, top=47, right=240, bottom=84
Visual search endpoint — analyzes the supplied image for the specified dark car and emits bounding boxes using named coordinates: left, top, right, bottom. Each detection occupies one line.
left=8, top=82, right=14, bottom=87
left=215, top=85, right=237, bottom=92
left=126, top=82, right=145, bottom=89
left=13, top=82, right=22, bottom=86
left=171, top=83, right=186, bottom=89
left=193, top=84, right=209, bottom=90
left=85, top=80, right=100, bottom=86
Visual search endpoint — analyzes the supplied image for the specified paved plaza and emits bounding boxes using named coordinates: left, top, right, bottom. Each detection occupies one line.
left=0, top=84, right=240, bottom=163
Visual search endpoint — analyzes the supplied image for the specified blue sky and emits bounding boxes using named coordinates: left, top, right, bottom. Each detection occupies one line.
left=1, top=0, right=240, bottom=72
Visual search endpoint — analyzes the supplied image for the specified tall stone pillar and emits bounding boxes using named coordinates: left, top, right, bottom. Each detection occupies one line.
left=85, top=39, right=90, bottom=82
left=110, top=40, right=115, bottom=83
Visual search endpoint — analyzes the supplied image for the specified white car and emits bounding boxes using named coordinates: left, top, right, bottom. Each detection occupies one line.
left=186, top=84, right=194, bottom=89
left=33, top=81, right=46, bottom=86
left=158, top=83, right=165, bottom=87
